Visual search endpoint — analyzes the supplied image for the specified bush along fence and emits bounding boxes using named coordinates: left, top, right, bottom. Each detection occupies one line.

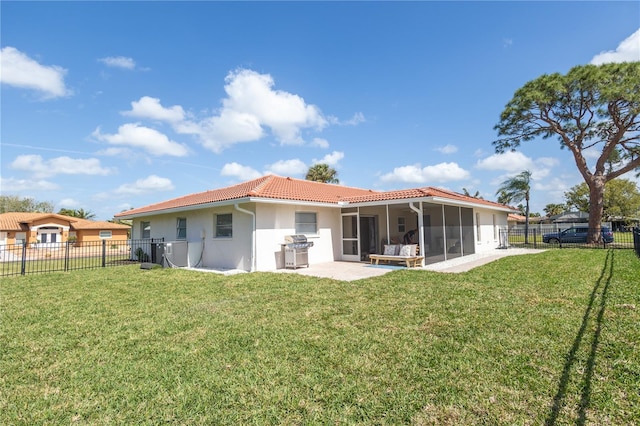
left=506, top=227, right=636, bottom=250
left=0, top=238, right=164, bottom=277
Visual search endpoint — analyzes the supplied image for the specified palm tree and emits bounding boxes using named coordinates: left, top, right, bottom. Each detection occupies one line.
left=58, top=208, right=96, bottom=220
left=543, top=203, right=565, bottom=218
left=496, top=170, right=532, bottom=244
left=462, top=188, right=483, bottom=199
left=305, top=164, right=339, bottom=184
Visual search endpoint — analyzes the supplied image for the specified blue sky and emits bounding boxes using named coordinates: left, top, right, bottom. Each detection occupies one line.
left=2, top=1, right=639, bottom=220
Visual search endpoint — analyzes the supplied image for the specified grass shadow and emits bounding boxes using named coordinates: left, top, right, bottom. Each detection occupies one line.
left=545, top=250, right=614, bottom=425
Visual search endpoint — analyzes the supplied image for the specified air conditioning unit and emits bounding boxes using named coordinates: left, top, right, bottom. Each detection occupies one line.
left=164, top=241, right=189, bottom=267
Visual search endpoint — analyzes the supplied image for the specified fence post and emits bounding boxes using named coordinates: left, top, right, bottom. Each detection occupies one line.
left=21, top=243, right=27, bottom=276
left=533, top=229, right=537, bottom=249
left=102, top=239, right=106, bottom=268
left=64, top=241, right=70, bottom=271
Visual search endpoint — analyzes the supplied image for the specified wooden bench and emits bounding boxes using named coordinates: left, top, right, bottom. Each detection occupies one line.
left=369, top=254, right=424, bottom=268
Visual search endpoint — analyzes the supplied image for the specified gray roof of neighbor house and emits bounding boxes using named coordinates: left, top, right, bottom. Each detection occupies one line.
left=115, top=175, right=514, bottom=218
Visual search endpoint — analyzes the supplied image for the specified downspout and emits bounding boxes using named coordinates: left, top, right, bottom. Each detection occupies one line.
left=409, top=202, right=425, bottom=266
left=234, top=204, right=256, bottom=272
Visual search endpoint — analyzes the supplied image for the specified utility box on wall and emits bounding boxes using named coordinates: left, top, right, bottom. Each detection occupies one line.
left=165, top=241, right=189, bottom=267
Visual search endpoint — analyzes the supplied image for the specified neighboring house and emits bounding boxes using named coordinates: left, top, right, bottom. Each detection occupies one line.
left=507, top=214, right=527, bottom=229
left=114, top=175, right=516, bottom=271
left=0, top=212, right=131, bottom=247
left=550, top=211, right=590, bottom=223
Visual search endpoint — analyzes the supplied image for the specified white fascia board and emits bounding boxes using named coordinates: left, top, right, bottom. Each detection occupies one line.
left=428, top=196, right=514, bottom=212
left=247, top=197, right=340, bottom=208
left=350, top=196, right=512, bottom=212
left=116, top=196, right=340, bottom=219
left=116, top=198, right=255, bottom=219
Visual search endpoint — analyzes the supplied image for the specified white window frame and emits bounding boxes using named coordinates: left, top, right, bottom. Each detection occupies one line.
left=295, top=212, right=318, bottom=235
left=215, top=213, right=233, bottom=238
left=99, top=230, right=112, bottom=239
left=176, top=218, right=187, bottom=240
left=476, top=213, right=481, bottom=242
left=141, top=221, right=151, bottom=239
left=397, top=217, right=406, bottom=233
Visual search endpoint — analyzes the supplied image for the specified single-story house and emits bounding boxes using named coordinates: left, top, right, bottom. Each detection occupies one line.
left=0, top=212, right=131, bottom=247
left=114, top=175, right=516, bottom=271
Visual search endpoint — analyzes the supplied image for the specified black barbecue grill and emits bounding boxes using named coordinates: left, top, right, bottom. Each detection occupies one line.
left=282, top=234, right=314, bottom=269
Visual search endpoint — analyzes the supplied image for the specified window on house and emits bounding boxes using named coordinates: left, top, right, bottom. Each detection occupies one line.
left=476, top=213, right=481, bottom=242
left=99, top=230, right=112, bottom=239
left=141, top=221, right=151, bottom=239
left=295, top=212, right=317, bottom=235
left=15, top=232, right=26, bottom=245
left=176, top=218, right=187, bottom=240
left=215, top=213, right=233, bottom=238
left=398, top=217, right=406, bottom=233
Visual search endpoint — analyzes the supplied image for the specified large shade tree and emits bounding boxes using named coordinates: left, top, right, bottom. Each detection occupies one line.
left=493, top=62, right=640, bottom=243
left=0, top=195, right=54, bottom=213
left=305, top=163, right=339, bottom=184
left=564, top=179, right=640, bottom=222
left=496, top=170, right=532, bottom=243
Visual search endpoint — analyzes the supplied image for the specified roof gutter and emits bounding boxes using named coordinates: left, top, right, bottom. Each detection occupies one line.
left=234, top=203, right=256, bottom=272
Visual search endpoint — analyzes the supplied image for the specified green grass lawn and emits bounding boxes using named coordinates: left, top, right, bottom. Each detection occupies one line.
left=1, top=250, right=639, bottom=425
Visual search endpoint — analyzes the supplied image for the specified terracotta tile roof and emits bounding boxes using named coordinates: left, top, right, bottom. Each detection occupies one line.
left=342, top=186, right=511, bottom=210
left=114, top=175, right=512, bottom=218
left=69, top=219, right=131, bottom=230
left=115, top=175, right=375, bottom=217
left=0, top=212, right=130, bottom=231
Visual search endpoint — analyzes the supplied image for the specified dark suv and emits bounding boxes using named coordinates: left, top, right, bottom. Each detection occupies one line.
left=542, top=226, right=614, bottom=244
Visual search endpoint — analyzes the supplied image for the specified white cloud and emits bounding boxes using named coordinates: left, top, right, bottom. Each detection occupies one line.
left=220, top=162, right=262, bottom=181
left=0, top=46, right=71, bottom=98
left=591, top=29, right=640, bottom=65
left=312, top=151, right=344, bottom=167
left=122, top=96, right=186, bottom=123
left=311, top=138, right=330, bottom=148
left=476, top=151, right=559, bottom=181
left=114, top=175, right=174, bottom=195
left=380, top=162, right=470, bottom=184
left=266, top=159, right=307, bottom=176
left=193, top=109, right=265, bottom=153
left=223, top=69, right=327, bottom=144
left=10, top=154, right=113, bottom=178
left=115, top=69, right=335, bottom=154
left=58, top=198, right=81, bottom=209
left=0, top=176, right=60, bottom=191
left=341, top=112, right=366, bottom=126
left=171, top=69, right=328, bottom=153
left=98, top=56, right=136, bottom=70
left=435, top=144, right=458, bottom=154
left=91, top=123, right=189, bottom=157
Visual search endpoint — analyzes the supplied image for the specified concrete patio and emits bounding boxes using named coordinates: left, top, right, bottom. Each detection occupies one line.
left=274, top=248, right=545, bottom=281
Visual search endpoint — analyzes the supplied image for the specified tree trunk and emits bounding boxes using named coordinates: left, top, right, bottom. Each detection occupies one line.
left=587, top=176, right=606, bottom=244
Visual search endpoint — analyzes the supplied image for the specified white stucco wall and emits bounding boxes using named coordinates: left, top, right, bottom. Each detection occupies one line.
left=474, top=208, right=508, bottom=253
left=130, top=201, right=510, bottom=271
left=254, top=203, right=341, bottom=271
left=132, top=205, right=254, bottom=271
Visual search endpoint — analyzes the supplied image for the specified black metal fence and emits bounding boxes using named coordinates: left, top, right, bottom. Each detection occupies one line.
left=0, top=238, right=164, bottom=277
left=634, top=228, right=640, bottom=258
left=506, top=227, right=636, bottom=250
